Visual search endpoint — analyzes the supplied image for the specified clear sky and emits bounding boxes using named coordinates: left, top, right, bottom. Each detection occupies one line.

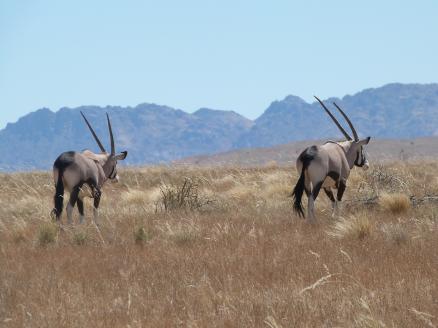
left=1, top=0, right=437, bottom=128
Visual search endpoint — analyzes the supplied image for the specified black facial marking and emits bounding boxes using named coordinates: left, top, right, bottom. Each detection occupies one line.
left=354, top=147, right=365, bottom=167
left=108, top=165, right=116, bottom=179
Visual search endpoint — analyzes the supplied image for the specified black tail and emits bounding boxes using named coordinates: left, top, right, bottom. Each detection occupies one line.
left=292, top=168, right=306, bottom=217
left=292, top=146, right=317, bottom=218
left=52, top=151, right=75, bottom=220
left=53, top=170, right=64, bottom=220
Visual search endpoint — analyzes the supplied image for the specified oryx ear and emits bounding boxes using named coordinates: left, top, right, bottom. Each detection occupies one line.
left=357, top=137, right=371, bottom=146
left=115, top=151, right=128, bottom=160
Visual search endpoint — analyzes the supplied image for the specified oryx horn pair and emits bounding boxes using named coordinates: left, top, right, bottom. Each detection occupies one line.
left=80, top=111, right=115, bottom=155
left=314, top=96, right=359, bottom=141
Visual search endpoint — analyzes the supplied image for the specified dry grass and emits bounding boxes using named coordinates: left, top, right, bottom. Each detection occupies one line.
left=37, top=222, right=58, bottom=246
left=327, top=214, right=372, bottom=240
left=381, top=222, right=410, bottom=246
left=379, top=193, right=411, bottom=214
left=0, top=163, right=438, bottom=327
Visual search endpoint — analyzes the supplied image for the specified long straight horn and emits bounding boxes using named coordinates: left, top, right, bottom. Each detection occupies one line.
left=332, top=102, right=359, bottom=141
left=314, top=96, right=352, bottom=141
left=106, top=113, right=115, bottom=155
left=80, top=111, right=106, bottom=152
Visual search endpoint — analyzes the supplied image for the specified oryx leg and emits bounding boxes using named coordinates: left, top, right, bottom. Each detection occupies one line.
left=67, top=185, right=81, bottom=224
left=324, top=187, right=338, bottom=217
left=93, top=188, right=102, bottom=226
left=77, top=198, right=85, bottom=224
left=308, top=181, right=323, bottom=223
left=336, top=180, right=347, bottom=215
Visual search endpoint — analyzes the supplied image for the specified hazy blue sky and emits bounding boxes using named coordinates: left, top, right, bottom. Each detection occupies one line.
left=1, top=0, right=437, bottom=128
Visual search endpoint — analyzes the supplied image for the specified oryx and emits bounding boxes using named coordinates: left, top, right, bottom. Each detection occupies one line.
left=292, top=96, right=370, bottom=222
left=52, top=112, right=128, bottom=224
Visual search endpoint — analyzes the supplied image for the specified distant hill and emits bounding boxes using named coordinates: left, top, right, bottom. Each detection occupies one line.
left=0, top=104, right=252, bottom=171
left=1, top=83, right=438, bottom=171
left=235, top=83, right=438, bottom=148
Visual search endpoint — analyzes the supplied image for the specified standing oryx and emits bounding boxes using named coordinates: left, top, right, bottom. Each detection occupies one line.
left=292, top=96, right=370, bottom=222
left=52, top=112, right=128, bottom=224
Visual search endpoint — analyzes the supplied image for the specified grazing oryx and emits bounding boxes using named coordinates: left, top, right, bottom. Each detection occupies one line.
left=292, top=96, right=370, bottom=222
left=52, top=112, right=127, bottom=224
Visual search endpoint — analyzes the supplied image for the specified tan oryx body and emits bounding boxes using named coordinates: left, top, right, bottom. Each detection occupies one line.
left=292, top=97, right=370, bottom=222
left=52, top=112, right=127, bottom=224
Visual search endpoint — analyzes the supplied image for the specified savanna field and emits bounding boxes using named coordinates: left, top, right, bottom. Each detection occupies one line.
left=0, top=163, right=438, bottom=327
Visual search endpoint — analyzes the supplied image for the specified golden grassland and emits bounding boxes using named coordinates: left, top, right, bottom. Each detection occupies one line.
left=1, top=163, right=438, bottom=327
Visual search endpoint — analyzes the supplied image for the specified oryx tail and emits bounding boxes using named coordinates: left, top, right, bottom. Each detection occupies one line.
left=52, top=151, right=75, bottom=219
left=54, top=171, right=64, bottom=218
left=292, top=146, right=317, bottom=217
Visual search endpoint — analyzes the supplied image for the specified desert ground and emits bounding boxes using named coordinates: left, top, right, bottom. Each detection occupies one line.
left=1, top=162, right=438, bottom=327
left=175, top=136, right=438, bottom=167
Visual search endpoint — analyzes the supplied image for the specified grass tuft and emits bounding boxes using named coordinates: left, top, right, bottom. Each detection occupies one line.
left=12, top=229, right=27, bottom=244
left=328, top=214, right=372, bottom=240
left=134, top=227, right=151, bottom=244
left=73, top=230, right=88, bottom=246
left=155, top=177, right=214, bottom=212
left=381, top=223, right=409, bottom=245
left=37, top=222, right=58, bottom=246
left=379, top=193, right=411, bottom=214
left=173, top=230, right=198, bottom=246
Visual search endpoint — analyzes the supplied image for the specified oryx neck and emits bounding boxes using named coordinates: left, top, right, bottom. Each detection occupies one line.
left=325, top=140, right=356, bottom=168
left=82, top=150, right=113, bottom=178
left=324, top=140, right=349, bottom=154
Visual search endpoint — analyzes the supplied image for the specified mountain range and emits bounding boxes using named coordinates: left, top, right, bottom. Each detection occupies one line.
left=1, top=83, right=438, bottom=171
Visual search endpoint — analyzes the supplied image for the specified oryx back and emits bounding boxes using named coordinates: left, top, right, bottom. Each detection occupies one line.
left=52, top=151, right=102, bottom=220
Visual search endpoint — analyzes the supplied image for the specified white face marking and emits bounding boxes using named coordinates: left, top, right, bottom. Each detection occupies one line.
left=362, top=160, right=370, bottom=171
left=360, top=147, right=369, bottom=170
left=110, top=174, right=119, bottom=183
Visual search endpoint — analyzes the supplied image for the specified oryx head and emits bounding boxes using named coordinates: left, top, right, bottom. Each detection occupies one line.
left=80, top=111, right=128, bottom=182
left=314, top=96, right=371, bottom=170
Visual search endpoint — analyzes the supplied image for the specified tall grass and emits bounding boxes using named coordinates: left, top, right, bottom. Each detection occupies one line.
left=0, top=163, right=437, bottom=327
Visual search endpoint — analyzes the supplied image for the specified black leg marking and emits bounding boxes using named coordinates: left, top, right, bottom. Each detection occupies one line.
left=69, top=185, right=81, bottom=208
left=312, top=181, right=323, bottom=200
left=337, top=181, right=347, bottom=201
left=94, top=188, right=102, bottom=209
left=324, top=188, right=335, bottom=202
left=327, top=171, right=340, bottom=182
left=77, top=199, right=84, bottom=216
